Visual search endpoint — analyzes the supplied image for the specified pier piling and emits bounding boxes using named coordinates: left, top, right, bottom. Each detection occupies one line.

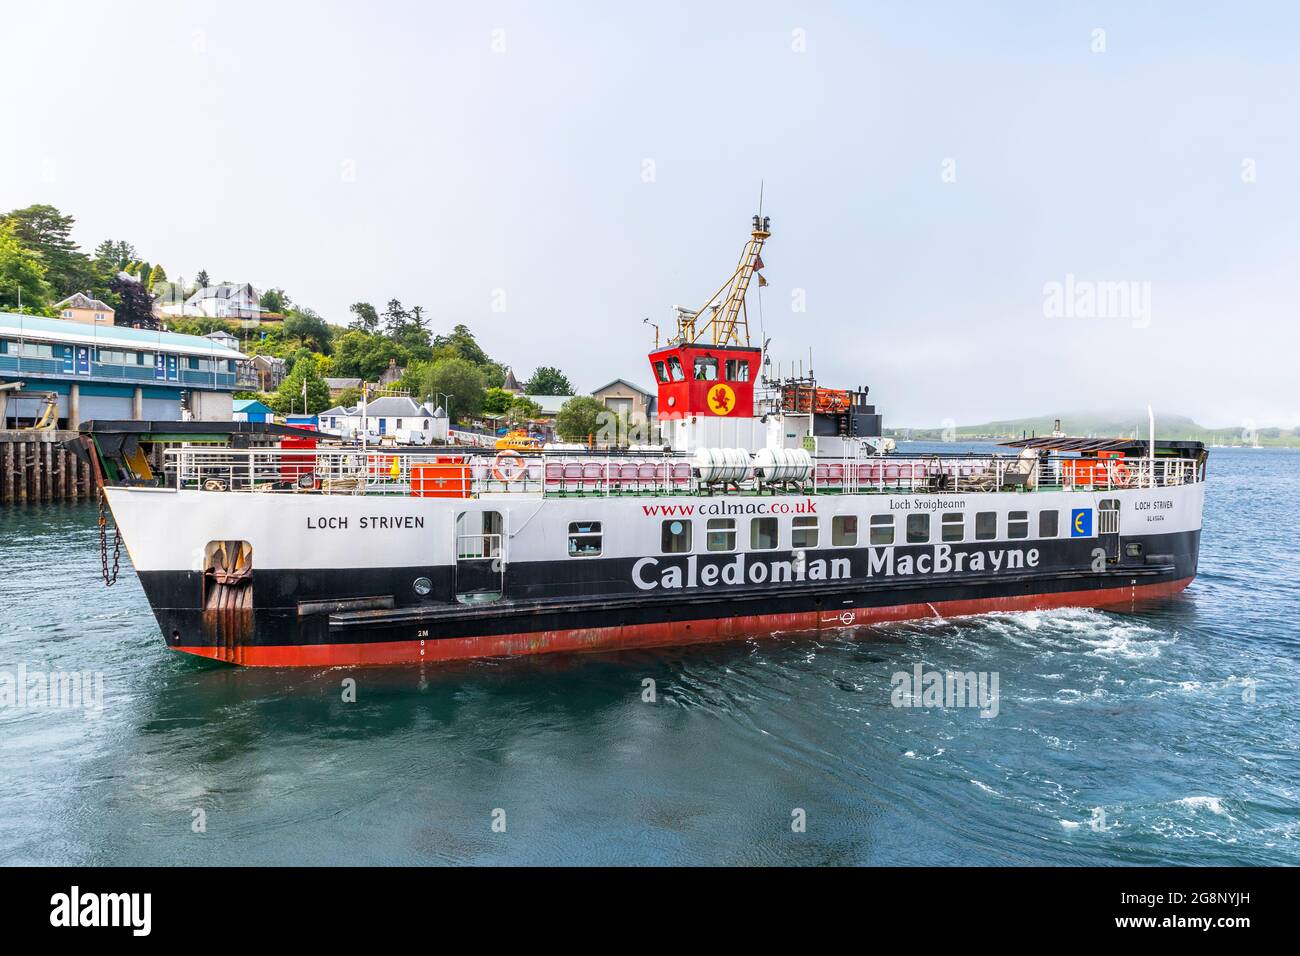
left=0, top=430, right=90, bottom=506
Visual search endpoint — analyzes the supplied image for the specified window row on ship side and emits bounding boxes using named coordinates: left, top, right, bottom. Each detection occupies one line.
left=565, top=509, right=1067, bottom=558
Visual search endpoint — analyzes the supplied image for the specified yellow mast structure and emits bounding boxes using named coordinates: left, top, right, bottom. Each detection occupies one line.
left=674, top=214, right=770, bottom=348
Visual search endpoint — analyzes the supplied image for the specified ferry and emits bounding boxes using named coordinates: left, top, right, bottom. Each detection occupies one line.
left=74, top=214, right=1207, bottom=666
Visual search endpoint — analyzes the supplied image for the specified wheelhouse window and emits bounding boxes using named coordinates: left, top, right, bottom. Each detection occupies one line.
left=693, top=355, right=718, bottom=381
left=725, top=358, right=750, bottom=382
left=941, top=512, right=964, bottom=542
left=1039, top=510, right=1059, bottom=538
left=568, top=521, right=602, bottom=557
left=906, top=514, right=930, bottom=544
left=666, top=356, right=685, bottom=382
left=751, top=517, right=779, bottom=551
left=975, top=511, right=997, bottom=540
left=661, top=519, right=692, bottom=554
left=706, top=517, right=736, bottom=552
left=792, top=516, right=819, bottom=549
left=832, top=515, right=858, bottom=547
left=869, top=514, right=894, bottom=546
left=1008, top=511, right=1029, bottom=540
left=653, top=360, right=669, bottom=383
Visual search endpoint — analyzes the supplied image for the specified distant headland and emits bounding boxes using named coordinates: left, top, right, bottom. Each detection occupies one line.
left=888, top=412, right=1299, bottom=448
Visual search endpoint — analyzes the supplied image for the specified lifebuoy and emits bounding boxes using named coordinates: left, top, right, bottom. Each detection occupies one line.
left=1109, top=460, right=1132, bottom=487
left=492, top=450, right=526, bottom=483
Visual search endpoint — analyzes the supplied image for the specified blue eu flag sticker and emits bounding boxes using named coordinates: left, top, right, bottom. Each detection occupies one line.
left=1070, top=508, right=1093, bottom=537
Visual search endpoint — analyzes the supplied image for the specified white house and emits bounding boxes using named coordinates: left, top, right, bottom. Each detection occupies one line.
left=204, top=329, right=240, bottom=350
left=318, top=397, right=448, bottom=444
left=165, top=283, right=264, bottom=319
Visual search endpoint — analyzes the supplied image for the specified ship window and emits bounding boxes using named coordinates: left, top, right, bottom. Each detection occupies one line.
left=1125, top=542, right=1143, bottom=557
left=941, top=512, right=964, bottom=542
left=906, top=514, right=930, bottom=543
left=661, top=519, right=692, bottom=554
left=1008, top=511, right=1029, bottom=539
left=869, top=514, right=894, bottom=546
left=693, top=356, right=718, bottom=381
left=653, top=360, right=669, bottom=383
left=725, top=359, right=750, bottom=382
left=751, top=517, right=779, bottom=551
left=706, top=517, right=736, bottom=552
left=568, top=521, right=602, bottom=557
left=975, top=511, right=997, bottom=540
left=1039, top=510, right=1059, bottom=538
left=832, top=515, right=858, bottom=546
left=792, top=516, right=819, bottom=549
left=666, top=356, right=685, bottom=382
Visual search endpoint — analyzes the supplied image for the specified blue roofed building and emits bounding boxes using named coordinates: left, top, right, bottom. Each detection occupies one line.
left=232, top=398, right=274, bottom=423
left=0, top=312, right=247, bottom=428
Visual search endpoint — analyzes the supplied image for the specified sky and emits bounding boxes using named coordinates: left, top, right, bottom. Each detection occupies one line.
left=2, top=1, right=1297, bottom=428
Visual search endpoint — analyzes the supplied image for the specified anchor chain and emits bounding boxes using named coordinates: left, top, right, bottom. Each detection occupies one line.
left=97, top=485, right=121, bottom=586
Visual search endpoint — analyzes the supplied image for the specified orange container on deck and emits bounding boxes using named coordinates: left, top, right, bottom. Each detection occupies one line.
left=410, top=462, right=471, bottom=498
left=1062, top=458, right=1098, bottom=485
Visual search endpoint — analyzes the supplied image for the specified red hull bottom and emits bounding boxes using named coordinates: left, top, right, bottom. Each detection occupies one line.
left=176, top=577, right=1193, bottom=667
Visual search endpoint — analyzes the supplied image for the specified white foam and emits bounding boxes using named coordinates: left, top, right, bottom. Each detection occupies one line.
left=1178, top=796, right=1227, bottom=815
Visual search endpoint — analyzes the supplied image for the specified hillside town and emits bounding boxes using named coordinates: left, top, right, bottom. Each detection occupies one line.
left=0, top=203, right=658, bottom=446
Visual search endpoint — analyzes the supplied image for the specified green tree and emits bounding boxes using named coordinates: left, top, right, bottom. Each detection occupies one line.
left=93, top=239, right=135, bottom=270
left=333, top=386, right=363, bottom=409
left=348, top=301, right=379, bottom=333
left=272, top=356, right=331, bottom=415
left=145, top=263, right=166, bottom=290
left=331, top=329, right=411, bottom=380
left=419, top=356, right=486, bottom=420
left=0, top=224, right=52, bottom=313
left=506, top=395, right=543, bottom=425
left=282, top=307, right=332, bottom=354
left=432, top=323, right=492, bottom=367
left=482, top=386, right=514, bottom=416
left=195, top=269, right=210, bottom=288
left=1, top=204, right=95, bottom=297
left=555, top=396, right=605, bottom=442
left=525, top=365, right=574, bottom=395
left=260, top=287, right=291, bottom=314
left=382, top=298, right=408, bottom=337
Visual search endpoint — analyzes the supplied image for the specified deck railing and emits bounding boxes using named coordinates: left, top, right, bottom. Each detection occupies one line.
left=162, top=447, right=1203, bottom=497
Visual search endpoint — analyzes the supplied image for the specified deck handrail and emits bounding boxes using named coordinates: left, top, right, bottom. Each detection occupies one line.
left=160, top=447, right=1204, bottom=497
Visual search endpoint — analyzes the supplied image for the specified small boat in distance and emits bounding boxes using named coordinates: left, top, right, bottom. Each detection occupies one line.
left=495, top=428, right=542, bottom=451
left=75, top=212, right=1208, bottom=666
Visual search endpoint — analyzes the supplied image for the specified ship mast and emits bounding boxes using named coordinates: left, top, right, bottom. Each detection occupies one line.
left=674, top=213, right=771, bottom=348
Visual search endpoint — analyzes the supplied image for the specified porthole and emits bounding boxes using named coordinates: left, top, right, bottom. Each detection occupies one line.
left=413, top=576, right=433, bottom=596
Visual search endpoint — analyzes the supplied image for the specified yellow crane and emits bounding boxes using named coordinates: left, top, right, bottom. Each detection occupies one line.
left=674, top=213, right=771, bottom=348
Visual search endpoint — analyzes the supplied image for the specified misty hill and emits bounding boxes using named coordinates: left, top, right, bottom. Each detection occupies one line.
left=887, top=411, right=1299, bottom=446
